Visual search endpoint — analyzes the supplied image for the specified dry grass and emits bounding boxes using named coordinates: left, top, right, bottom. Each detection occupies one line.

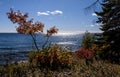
left=0, top=58, right=120, bottom=77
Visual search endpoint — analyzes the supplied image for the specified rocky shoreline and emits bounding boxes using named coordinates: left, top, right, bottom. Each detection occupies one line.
left=0, top=51, right=29, bottom=65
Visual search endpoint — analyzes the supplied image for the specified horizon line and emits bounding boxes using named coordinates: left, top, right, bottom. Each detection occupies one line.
left=0, top=30, right=102, bottom=33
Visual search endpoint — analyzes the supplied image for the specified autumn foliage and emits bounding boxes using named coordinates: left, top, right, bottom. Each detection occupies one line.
left=76, top=48, right=94, bottom=59
left=7, top=8, right=58, bottom=50
left=46, top=26, right=58, bottom=36
left=29, top=45, right=73, bottom=70
left=7, top=8, right=44, bottom=34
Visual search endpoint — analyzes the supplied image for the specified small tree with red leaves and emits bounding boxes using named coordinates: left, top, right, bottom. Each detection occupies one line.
left=7, top=8, right=58, bottom=51
left=76, top=31, right=95, bottom=65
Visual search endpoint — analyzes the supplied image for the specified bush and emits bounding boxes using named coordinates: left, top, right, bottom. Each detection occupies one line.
left=76, top=48, right=94, bottom=59
left=29, top=44, right=73, bottom=70
left=75, top=48, right=94, bottom=65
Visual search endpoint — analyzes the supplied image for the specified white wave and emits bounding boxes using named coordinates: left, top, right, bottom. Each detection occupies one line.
left=57, top=41, right=76, bottom=45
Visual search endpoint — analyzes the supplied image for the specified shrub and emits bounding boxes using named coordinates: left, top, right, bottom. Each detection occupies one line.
left=75, top=48, right=94, bottom=65
left=29, top=44, right=73, bottom=70
left=76, top=48, right=94, bottom=59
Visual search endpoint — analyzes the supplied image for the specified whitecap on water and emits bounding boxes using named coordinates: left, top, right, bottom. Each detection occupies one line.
left=57, top=41, right=76, bottom=45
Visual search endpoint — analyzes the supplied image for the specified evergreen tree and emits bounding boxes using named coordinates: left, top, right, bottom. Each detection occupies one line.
left=81, top=31, right=95, bottom=49
left=95, top=0, right=120, bottom=63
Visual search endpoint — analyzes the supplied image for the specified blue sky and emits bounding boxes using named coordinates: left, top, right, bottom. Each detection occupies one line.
left=0, top=0, right=101, bottom=33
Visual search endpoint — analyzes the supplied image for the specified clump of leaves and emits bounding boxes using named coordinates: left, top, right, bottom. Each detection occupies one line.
left=76, top=48, right=94, bottom=59
left=29, top=44, right=73, bottom=70
left=42, top=26, right=58, bottom=48
left=7, top=8, right=44, bottom=34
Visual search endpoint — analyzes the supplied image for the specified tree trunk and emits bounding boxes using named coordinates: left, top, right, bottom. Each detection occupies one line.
left=30, top=34, right=39, bottom=51
left=42, top=36, right=50, bottom=49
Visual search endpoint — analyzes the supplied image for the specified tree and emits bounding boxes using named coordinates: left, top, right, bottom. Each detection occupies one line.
left=76, top=31, right=95, bottom=65
left=95, top=0, right=120, bottom=63
left=85, top=0, right=120, bottom=11
left=81, top=31, right=95, bottom=49
left=7, top=8, right=58, bottom=51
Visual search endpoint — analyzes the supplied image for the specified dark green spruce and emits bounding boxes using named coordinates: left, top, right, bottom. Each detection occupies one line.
left=95, top=0, right=120, bottom=63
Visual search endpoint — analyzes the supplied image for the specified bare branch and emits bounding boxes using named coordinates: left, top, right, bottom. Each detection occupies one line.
left=85, top=0, right=100, bottom=12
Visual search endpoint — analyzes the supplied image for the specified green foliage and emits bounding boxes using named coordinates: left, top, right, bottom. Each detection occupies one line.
left=95, top=0, right=120, bottom=63
left=81, top=31, right=95, bottom=49
left=29, top=44, right=73, bottom=70
left=0, top=62, right=30, bottom=77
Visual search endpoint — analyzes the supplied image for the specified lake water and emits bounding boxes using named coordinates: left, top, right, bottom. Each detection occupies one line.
left=0, top=33, right=83, bottom=65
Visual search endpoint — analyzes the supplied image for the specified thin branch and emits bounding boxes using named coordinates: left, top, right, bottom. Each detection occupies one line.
left=84, top=0, right=100, bottom=12
left=30, top=34, right=39, bottom=51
